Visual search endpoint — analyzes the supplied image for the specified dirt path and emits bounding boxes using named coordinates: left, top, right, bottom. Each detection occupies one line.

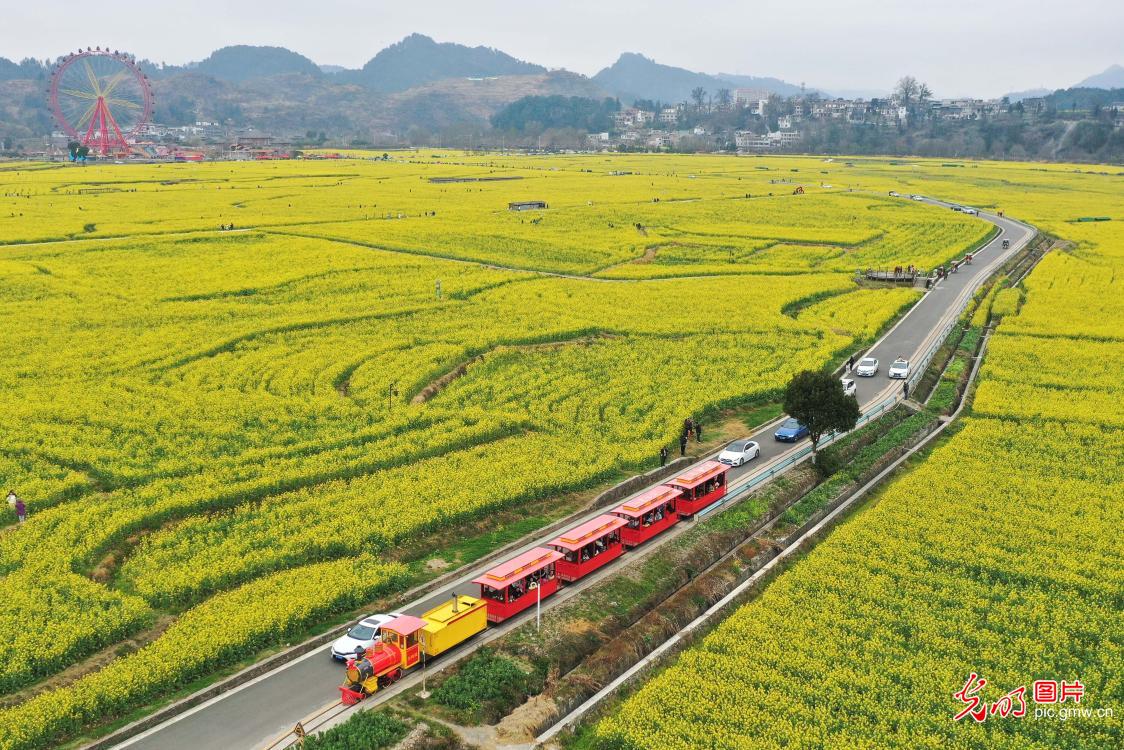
left=0, top=614, right=176, bottom=709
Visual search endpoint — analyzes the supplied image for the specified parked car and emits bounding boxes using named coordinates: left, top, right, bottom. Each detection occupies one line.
left=841, top=377, right=857, bottom=397
left=888, top=357, right=910, bottom=379
left=330, top=613, right=404, bottom=661
left=774, top=418, right=809, bottom=442
left=888, top=191, right=900, bottom=197
left=961, top=207, right=979, bottom=216
left=855, top=357, right=879, bottom=377
left=950, top=204, right=964, bottom=212
left=911, top=194, right=924, bottom=201
left=718, top=439, right=761, bottom=466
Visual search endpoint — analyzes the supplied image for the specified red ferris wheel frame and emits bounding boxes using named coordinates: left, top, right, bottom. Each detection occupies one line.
left=49, top=48, right=154, bottom=156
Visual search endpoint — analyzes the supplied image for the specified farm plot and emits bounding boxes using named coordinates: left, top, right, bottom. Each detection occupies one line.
left=0, top=154, right=990, bottom=750
left=592, top=166, right=1124, bottom=750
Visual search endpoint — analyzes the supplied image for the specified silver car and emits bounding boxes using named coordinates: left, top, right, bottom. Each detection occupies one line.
left=718, top=439, right=761, bottom=466
left=855, top=357, right=879, bottom=377
left=330, top=613, right=404, bottom=661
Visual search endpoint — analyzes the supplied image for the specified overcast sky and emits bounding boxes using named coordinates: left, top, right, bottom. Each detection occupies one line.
left=3, top=0, right=1120, bottom=97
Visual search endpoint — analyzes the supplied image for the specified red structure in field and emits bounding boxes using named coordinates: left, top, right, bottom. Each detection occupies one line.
left=548, top=514, right=627, bottom=582
left=665, top=460, right=729, bottom=516
left=473, top=547, right=563, bottom=623
left=611, top=485, right=682, bottom=547
left=49, top=48, right=154, bottom=156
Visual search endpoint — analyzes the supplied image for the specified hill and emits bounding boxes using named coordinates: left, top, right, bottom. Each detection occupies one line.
left=386, top=70, right=605, bottom=126
left=347, top=33, right=545, bottom=93
left=593, top=53, right=806, bottom=104
left=1075, top=63, right=1124, bottom=89
left=593, top=53, right=731, bottom=104
left=194, top=45, right=322, bottom=83
left=716, top=72, right=807, bottom=97
left=1004, top=87, right=1051, bottom=102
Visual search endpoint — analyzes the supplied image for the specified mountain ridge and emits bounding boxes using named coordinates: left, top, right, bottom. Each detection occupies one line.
left=1075, top=64, right=1124, bottom=89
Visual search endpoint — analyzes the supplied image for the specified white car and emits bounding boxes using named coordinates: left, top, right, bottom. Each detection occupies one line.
left=911, top=194, right=924, bottom=201
left=855, top=357, right=879, bottom=377
left=330, top=613, right=404, bottom=661
left=961, top=207, right=979, bottom=216
left=888, top=357, right=910, bottom=379
left=841, top=377, right=857, bottom=397
left=718, top=439, right=761, bottom=466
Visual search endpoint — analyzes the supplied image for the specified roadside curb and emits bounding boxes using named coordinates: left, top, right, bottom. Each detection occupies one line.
left=89, top=203, right=1035, bottom=750
left=81, top=459, right=697, bottom=750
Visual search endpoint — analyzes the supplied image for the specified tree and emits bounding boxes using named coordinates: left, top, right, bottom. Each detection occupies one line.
left=716, top=88, right=732, bottom=108
left=917, top=82, right=933, bottom=119
left=690, top=86, right=707, bottom=110
left=782, top=370, right=860, bottom=460
left=895, top=76, right=920, bottom=108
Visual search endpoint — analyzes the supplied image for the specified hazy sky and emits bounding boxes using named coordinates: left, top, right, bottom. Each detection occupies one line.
left=3, top=0, right=1120, bottom=97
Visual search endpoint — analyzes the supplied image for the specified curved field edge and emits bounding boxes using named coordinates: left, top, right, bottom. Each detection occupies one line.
left=0, top=154, right=1109, bottom=749
left=589, top=238, right=1124, bottom=748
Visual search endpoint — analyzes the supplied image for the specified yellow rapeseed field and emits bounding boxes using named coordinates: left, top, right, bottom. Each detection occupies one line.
left=0, top=152, right=1103, bottom=750
left=593, top=160, right=1124, bottom=750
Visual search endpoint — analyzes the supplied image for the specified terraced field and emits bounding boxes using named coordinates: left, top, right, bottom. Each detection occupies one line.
left=0, top=154, right=1038, bottom=750
left=592, top=164, right=1124, bottom=750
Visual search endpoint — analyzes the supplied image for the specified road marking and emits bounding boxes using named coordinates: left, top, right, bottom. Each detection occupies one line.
left=111, top=645, right=333, bottom=749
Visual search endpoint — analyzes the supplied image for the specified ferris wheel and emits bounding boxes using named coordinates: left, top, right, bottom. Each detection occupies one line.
left=48, top=48, right=154, bottom=156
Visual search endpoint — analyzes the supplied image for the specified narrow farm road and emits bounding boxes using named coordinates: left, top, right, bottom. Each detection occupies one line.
left=106, top=205, right=1035, bottom=750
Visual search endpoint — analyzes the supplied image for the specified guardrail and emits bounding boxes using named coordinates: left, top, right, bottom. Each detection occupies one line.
left=906, top=315, right=959, bottom=395
left=537, top=328, right=998, bottom=747
left=700, top=391, right=899, bottom=520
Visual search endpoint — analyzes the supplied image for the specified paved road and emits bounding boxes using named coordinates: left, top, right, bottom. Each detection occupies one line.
left=112, top=203, right=1033, bottom=750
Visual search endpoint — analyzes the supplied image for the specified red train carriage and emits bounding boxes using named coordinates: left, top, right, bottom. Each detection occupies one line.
left=472, top=547, right=563, bottom=623
left=610, top=485, right=682, bottom=547
left=666, top=460, right=729, bottom=517
left=548, top=514, right=628, bottom=582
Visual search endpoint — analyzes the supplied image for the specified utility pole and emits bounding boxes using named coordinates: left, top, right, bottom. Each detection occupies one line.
left=418, top=638, right=430, bottom=699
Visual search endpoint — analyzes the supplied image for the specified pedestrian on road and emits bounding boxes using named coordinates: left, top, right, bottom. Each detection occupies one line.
left=660, top=446, right=668, bottom=467
left=679, top=433, right=688, bottom=457
left=695, top=419, right=703, bottom=443
left=903, top=381, right=910, bottom=401
left=14, top=497, right=26, bottom=523
left=847, top=354, right=855, bottom=372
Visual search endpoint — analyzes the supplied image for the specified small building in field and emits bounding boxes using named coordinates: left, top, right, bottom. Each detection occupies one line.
left=508, top=200, right=548, bottom=211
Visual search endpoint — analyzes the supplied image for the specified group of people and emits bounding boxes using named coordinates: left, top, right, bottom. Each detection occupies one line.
left=672, top=417, right=703, bottom=459
left=565, top=532, right=620, bottom=564
left=6, top=490, right=26, bottom=523
left=635, top=504, right=669, bottom=529
left=509, top=567, right=554, bottom=600
left=893, top=264, right=916, bottom=277
left=219, top=223, right=236, bottom=231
